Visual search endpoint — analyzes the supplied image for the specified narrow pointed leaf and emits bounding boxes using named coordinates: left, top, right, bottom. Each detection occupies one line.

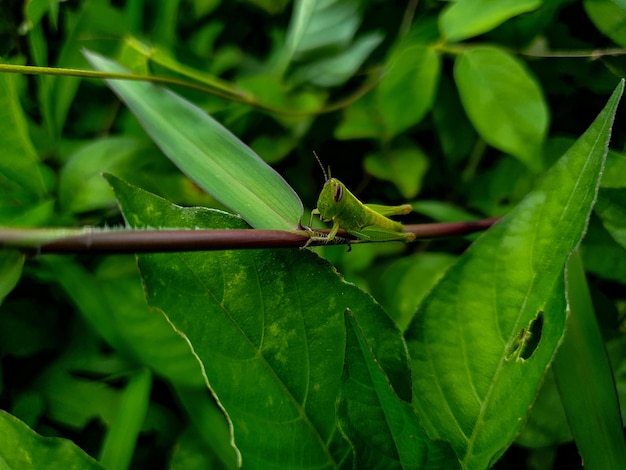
left=84, top=50, right=303, bottom=231
left=99, top=369, right=152, bottom=470
left=552, top=251, right=626, bottom=468
left=406, top=81, right=623, bottom=469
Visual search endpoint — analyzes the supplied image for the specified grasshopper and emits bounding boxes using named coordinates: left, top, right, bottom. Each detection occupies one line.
left=306, top=153, right=416, bottom=245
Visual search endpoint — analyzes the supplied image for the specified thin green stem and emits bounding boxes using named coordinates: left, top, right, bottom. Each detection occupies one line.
left=0, top=63, right=382, bottom=117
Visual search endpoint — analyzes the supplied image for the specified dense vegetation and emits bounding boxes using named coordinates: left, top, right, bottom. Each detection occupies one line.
left=1, top=1, right=626, bottom=469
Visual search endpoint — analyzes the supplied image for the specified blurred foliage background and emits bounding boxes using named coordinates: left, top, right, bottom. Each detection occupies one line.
left=1, top=0, right=626, bottom=468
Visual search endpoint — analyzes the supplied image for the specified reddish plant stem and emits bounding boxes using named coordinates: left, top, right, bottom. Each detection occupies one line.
left=2, top=218, right=500, bottom=254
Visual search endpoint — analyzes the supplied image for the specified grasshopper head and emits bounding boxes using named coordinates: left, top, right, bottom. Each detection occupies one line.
left=316, top=178, right=346, bottom=221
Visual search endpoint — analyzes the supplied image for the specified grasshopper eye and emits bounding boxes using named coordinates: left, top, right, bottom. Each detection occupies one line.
left=333, top=183, right=343, bottom=202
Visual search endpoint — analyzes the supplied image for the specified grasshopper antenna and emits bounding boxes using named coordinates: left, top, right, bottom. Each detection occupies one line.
left=313, top=151, right=331, bottom=181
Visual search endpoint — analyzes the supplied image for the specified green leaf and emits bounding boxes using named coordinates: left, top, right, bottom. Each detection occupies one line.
left=406, top=81, right=622, bottom=468
left=466, top=157, right=535, bottom=216
left=174, top=387, right=241, bottom=470
left=582, top=215, right=626, bottom=283
left=108, top=175, right=412, bottom=468
left=250, top=134, right=296, bottom=165
left=371, top=253, right=456, bottom=332
left=0, top=251, right=24, bottom=306
left=0, top=73, right=50, bottom=223
left=584, top=0, right=626, bottom=47
left=432, top=75, right=477, bottom=163
left=0, top=410, right=104, bottom=470
left=595, top=188, right=626, bottom=248
left=337, top=310, right=458, bottom=469
left=169, top=424, right=234, bottom=470
left=411, top=201, right=479, bottom=223
left=515, top=366, right=572, bottom=448
left=58, top=137, right=145, bottom=213
left=44, top=255, right=208, bottom=389
left=99, top=368, right=152, bottom=470
left=601, top=149, right=626, bottom=188
left=289, top=31, right=384, bottom=87
left=34, top=332, right=127, bottom=430
left=122, top=37, right=250, bottom=100
left=84, top=50, right=303, bottom=231
left=281, top=0, right=362, bottom=66
left=454, top=46, right=548, bottom=170
left=335, top=92, right=383, bottom=140
left=552, top=251, right=626, bottom=468
left=364, top=147, right=429, bottom=199
left=377, top=45, right=441, bottom=137
left=281, top=0, right=382, bottom=87
left=45, top=252, right=239, bottom=470
left=441, top=0, right=542, bottom=42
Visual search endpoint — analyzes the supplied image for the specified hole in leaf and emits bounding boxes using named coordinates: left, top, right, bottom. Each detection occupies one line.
left=504, top=310, right=544, bottom=362
left=520, top=310, right=543, bottom=360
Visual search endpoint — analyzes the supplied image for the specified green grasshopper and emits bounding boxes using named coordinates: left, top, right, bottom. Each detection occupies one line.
left=306, top=153, right=416, bottom=245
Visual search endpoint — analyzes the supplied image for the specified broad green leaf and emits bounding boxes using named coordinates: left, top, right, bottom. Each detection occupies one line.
left=584, top=0, right=626, bottom=47
left=371, top=253, right=456, bottom=332
left=454, top=47, right=548, bottom=170
left=107, top=175, right=412, bottom=469
left=552, top=251, right=626, bottom=468
left=406, top=81, right=622, bottom=469
left=377, top=45, right=441, bottom=137
left=57, top=136, right=217, bottom=209
left=59, top=137, right=144, bottom=213
left=250, top=134, right=296, bottom=164
left=441, top=0, right=542, bottom=42
left=337, top=310, right=458, bottom=469
left=364, top=147, right=429, bottom=199
left=84, top=50, right=303, bottom=231
left=0, top=410, right=104, bottom=470
left=335, top=92, right=383, bottom=140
